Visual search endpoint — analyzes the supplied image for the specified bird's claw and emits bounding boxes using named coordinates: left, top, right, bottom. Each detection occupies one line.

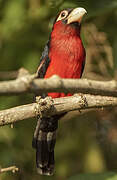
left=35, top=96, right=54, bottom=118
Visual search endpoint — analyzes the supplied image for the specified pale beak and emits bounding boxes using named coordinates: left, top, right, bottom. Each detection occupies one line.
left=67, top=7, right=87, bottom=24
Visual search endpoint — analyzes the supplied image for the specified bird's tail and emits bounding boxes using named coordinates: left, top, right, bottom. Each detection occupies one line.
left=32, top=116, right=58, bottom=176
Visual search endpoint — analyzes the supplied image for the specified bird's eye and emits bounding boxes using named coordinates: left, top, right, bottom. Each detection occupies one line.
left=61, top=12, right=66, bottom=17
left=60, top=11, right=68, bottom=18
left=56, top=10, right=68, bottom=22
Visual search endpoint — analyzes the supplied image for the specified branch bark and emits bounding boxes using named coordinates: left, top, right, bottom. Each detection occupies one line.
left=0, top=74, right=117, bottom=96
left=0, top=94, right=117, bottom=126
left=0, top=166, right=18, bottom=173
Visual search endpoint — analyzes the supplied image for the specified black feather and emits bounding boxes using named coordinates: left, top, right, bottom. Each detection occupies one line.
left=37, top=41, right=50, bottom=78
left=80, top=60, right=85, bottom=78
left=33, top=113, right=65, bottom=175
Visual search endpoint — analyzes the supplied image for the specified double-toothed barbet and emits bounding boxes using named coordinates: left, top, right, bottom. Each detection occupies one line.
left=32, top=7, right=87, bottom=176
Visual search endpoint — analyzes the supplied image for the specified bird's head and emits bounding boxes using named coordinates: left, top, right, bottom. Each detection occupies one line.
left=51, top=7, right=87, bottom=38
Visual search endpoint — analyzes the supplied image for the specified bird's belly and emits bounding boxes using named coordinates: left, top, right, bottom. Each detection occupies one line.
left=44, top=58, right=82, bottom=98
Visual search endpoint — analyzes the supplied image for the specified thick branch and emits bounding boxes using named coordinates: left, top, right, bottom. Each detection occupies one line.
left=0, top=74, right=117, bottom=96
left=0, top=166, right=18, bottom=173
left=0, top=94, right=117, bottom=126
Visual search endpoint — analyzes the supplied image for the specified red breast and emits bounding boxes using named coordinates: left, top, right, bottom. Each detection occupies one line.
left=44, top=16, right=86, bottom=98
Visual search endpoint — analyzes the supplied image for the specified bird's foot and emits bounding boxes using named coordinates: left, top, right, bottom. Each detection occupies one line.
left=35, top=96, right=54, bottom=118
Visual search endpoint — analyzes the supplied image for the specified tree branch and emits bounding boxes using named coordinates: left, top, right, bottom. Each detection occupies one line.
left=0, top=166, right=18, bottom=173
left=0, top=94, right=117, bottom=126
left=0, top=73, right=117, bottom=96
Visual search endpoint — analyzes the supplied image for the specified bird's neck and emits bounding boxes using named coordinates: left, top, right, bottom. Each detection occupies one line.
left=51, top=21, right=81, bottom=42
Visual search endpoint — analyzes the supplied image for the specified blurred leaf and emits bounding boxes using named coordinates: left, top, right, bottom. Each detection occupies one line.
left=113, top=37, right=117, bottom=69
left=69, top=172, right=117, bottom=180
left=2, top=0, right=26, bottom=38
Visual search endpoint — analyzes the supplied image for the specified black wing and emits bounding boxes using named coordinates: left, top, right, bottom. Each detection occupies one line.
left=37, top=41, right=50, bottom=78
left=80, top=60, right=85, bottom=78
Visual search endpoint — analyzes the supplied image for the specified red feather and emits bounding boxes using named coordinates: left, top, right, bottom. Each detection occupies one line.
left=44, top=21, right=86, bottom=98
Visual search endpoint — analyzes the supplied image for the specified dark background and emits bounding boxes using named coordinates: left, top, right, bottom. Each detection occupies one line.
left=0, top=0, right=117, bottom=179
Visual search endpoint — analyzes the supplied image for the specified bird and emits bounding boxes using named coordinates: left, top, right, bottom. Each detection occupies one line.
left=32, top=7, right=87, bottom=176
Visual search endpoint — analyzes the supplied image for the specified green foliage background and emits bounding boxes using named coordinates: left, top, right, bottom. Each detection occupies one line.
left=0, top=0, right=117, bottom=180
